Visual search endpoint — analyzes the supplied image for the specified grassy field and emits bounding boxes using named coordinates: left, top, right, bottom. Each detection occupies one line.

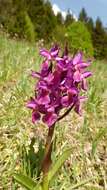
left=0, top=35, right=107, bottom=190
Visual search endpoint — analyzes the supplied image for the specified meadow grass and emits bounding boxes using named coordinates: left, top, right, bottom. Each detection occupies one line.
left=0, top=35, right=107, bottom=190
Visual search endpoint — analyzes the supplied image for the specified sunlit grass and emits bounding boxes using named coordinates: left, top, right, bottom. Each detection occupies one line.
left=0, top=35, right=107, bottom=189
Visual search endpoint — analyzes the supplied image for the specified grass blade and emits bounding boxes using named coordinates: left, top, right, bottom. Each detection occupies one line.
left=92, top=127, right=107, bottom=156
left=69, top=177, right=95, bottom=190
left=13, top=173, right=37, bottom=190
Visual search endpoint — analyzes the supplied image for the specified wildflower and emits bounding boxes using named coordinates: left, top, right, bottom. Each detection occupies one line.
left=27, top=46, right=92, bottom=127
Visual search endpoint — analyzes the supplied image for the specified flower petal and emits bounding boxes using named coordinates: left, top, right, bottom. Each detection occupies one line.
left=37, top=81, right=47, bottom=90
left=73, top=70, right=81, bottom=82
left=44, top=73, right=54, bottom=83
left=68, top=88, right=78, bottom=96
left=38, top=94, right=50, bottom=105
left=47, top=106, right=55, bottom=112
left=31, top=71, right=41, bottom=78
left=73, top=52, right=82, bottom=65
left=37, top=89, right=50, bottom=105
left=40, top=49, right=51, bottom=60
left=32, top=111, right=41, bottom=123
left=82, top=71, right=92, bottom=79
left=27, top=99, right=37, bottom=109
left=41, top=60, right=50, bottom=77
left=61, top=96, right=69, bottom=107
left=76, top=62, right=90, bottom=69
left=50, top=45, right=59, bottom=57
left=42, top=112, right=57, bottom=127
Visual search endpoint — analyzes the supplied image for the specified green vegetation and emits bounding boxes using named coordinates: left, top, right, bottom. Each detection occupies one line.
left=0, top=35, right=107, bottom=189
left=24, top=12, right=36, bottom=43
left=0, top=1, right=107, bottom=59
left=78, top=8, right=107, bottom=59
left=66, top=21, right=93, bottom=57
left=0, top=0, right=56, bottom=43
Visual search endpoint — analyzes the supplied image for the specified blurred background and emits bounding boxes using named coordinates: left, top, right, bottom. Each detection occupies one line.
left=0, top=0, right=107, bottom=59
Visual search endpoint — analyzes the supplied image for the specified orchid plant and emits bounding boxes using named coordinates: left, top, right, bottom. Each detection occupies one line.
left=13, top=45, right=92, bottom=190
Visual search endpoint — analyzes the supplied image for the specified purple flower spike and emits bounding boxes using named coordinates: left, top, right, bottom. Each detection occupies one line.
left=27, top=45, right=92, bottom=127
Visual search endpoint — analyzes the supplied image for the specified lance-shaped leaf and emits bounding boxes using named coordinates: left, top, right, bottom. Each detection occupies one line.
left=48, top=148, right=72, bottom=182
left=13, top=173, right=37, bottom=190
left=33, top=184, right=42, bottom=190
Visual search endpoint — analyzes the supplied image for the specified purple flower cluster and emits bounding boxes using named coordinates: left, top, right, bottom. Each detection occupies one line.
left=27, top=46, right=92, bottom=127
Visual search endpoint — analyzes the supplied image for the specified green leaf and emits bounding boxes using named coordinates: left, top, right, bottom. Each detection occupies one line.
left=48, top=148, right=72, bottom=182
left=13, top=173, right=37, bottom=190
left=33, top=184, right=42, bottom=190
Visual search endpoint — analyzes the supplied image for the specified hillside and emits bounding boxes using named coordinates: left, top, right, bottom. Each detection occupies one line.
left=0, top=35, right=107, bottom=189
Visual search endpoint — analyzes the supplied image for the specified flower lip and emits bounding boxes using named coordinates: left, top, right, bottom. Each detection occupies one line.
left=42, top=112, right=57, bottom=127
left=37, top=89, right=50, bottom=105
left=32, top=111, right=41, bottom=123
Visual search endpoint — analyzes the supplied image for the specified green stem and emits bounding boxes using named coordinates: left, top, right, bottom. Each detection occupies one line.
left=42, top=174, right=49, bottom=190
